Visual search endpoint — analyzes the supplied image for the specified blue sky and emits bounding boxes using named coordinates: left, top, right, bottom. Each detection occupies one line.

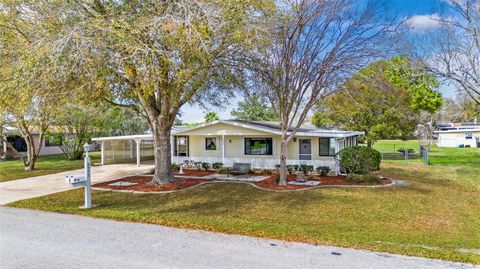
left=180, top=0, right=459, bottom=123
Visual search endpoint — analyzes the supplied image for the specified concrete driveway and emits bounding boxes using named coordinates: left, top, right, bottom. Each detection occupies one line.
left=0, top=164, right=153, bottom=205
left=0, top=207, right=477, bottom=269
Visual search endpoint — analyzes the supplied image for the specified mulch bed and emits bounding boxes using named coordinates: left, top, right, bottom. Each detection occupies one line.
left=93, top=175, right=208, bottom=192
left=254, top=174, right=392, bottom=190
left=173, top=170, right=216, bottom=177
left=93, top=173, right=393, bottom=192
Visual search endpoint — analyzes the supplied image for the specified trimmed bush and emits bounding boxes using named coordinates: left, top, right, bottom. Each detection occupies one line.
left=316, top=166, right=331, bottom=177
left=261, top=169, right=272, bottom=174
left=337, top=146, right=381, bottom=174
left=299, top=164, right=314, bottom=175
left=286, top=165, right=294, bottom=175
left=171, top=163, right=180, bottom=172
left=194, top=161, right=202, bottom=170
left=218, top=167, right=231, bottom=174
left=274, top=164, right=280, bottom=172
left=201, top=162, right=210, bottom=170
left=346, top=173, right=363, bottom=183
left=212, top=162, right=223, bottom=170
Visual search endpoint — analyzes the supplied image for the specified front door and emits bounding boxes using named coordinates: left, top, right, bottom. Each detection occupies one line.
left=299, top=139, right=312, bottom=160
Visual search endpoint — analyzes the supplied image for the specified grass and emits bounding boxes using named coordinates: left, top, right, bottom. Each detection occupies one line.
left=371, top=139, right=421, bottom=153
left=0, top=152, right=101, bottom=182
left=8, top=141, right=480, bottom=264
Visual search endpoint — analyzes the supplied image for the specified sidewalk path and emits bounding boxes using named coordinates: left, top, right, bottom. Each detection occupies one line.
left=0, top=164, right=152, bottom=205
left=0, top=207, right=477, bottom=269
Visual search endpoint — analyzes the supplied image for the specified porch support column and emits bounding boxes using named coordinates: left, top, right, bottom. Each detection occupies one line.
left=221, top=134, right=225, bottom=164
left=135, top=139, right=142, bottom=167
left=130, top=140, right=134, bottom=159
left=334, top=138, right=340, bottom=175
left=100, top=141, right=105, bottom=165
left=170, top=135, right=174, bottom=163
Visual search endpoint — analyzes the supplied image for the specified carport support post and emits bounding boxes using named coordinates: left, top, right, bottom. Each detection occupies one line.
left=135, top=139, right=141, bottom=167
left=83, top=143, right=92, bottom=209
left=222, top=134, right=225, bottom=164
left=100, top=142, right=105, bottom=165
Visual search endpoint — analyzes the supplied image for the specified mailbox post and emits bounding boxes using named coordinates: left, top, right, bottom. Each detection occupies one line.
left=83, top=143, right=92, bottom=208
left=65, top=143, right=92, bottom=209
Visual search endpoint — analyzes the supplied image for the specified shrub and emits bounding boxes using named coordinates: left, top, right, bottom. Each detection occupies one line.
left=337, top=146, right=381, bottom=174
left=363, top=173, right=381, bottom=183
left=274, top=164, right=280, bottom=172
left=171, top=163, right=180, bottom=172
left=316, top=166, right=331, bottom=177
left=212, top=162, right=223, bottom=170
left=201, top=162, right=210, bottom=170
left=261, top=169, right=272, bottom=174
left=194, top=162, right=202, bottom=170
left=299, top=164, right=314, bottom=175
left=218, top=167, right=231, bottom=174
left=286, top=165, right=294, bottom=175
left=346, top=174, right=363, bottom=183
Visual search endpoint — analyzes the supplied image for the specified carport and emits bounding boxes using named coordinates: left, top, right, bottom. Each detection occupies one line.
left=92, top=134, right=155, bottom=166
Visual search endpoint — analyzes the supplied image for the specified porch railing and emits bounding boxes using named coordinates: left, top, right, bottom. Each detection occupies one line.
left=172, top=156, right=338, bottom=171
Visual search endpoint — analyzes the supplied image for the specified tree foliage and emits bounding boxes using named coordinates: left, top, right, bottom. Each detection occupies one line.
left=204, top=112, right=219, bottom=123
left=312, top=57, right=442, bottom=147
left=231, top=93, right=277, bottom=121
left=34, top=0, right=272, bottom=184
left=0, top=0, right=70, bottom=169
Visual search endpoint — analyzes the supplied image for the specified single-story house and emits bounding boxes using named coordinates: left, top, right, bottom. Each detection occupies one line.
left=92, top=120, right=363, bottom=172
left=435, top=124, right=480, bottom=148
left=1, top=127, right=64, bottom=159
left=1, top=126, right=98, bottom=159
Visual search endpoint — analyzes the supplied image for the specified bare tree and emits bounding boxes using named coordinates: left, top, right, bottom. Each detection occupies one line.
left=406, top=0, right=480, bottom=104
left=247, top=0, right=394, bottom=185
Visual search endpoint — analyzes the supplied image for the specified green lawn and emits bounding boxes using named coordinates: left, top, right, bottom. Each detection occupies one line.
left=8, top=141, right=480, bottom=264
left=372, top=139, right=421, bottom=153
left=0, top=152, right=101, bottom=182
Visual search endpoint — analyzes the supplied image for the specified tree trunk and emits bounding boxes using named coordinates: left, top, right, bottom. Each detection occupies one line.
left=150, top=120, right=175, bottom=185
left=367, top=140, right=372, bottom=148
left=24, top=134, right=36, bottom=170
left=278, top=136, right=288, bottom=186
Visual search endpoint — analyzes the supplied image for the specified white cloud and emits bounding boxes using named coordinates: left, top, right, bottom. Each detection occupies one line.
left=406, top=14, right=442, bottom=31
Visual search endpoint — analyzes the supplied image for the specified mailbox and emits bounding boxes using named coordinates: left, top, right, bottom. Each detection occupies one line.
left=66, top=175, right=87, bottom=188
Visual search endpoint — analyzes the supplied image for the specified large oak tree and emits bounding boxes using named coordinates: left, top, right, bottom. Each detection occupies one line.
left=52, top=0, right=271, bottom=184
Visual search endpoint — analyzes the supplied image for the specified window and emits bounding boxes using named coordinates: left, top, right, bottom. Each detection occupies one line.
left=465, top=133, right=473, bottom=139
left=319, top=138, right=335, bottom=156
left=244, top=138, right=273, bottom=155
left=174, top=136, right=189, bottom=156
left=205, top=137, right=217, bottom=150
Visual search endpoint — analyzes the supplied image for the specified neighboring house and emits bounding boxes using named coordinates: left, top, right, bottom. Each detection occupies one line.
left=92, top=120, right=363, bottom=171
left=0, top=126, right=100, bottom=159
left=435, top=123, right=480, bottom=148
left=1, top=127, right=64, bottom=159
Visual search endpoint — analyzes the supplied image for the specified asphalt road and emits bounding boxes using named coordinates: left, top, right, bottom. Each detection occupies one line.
left=0, top=207, right=477, bottom=269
